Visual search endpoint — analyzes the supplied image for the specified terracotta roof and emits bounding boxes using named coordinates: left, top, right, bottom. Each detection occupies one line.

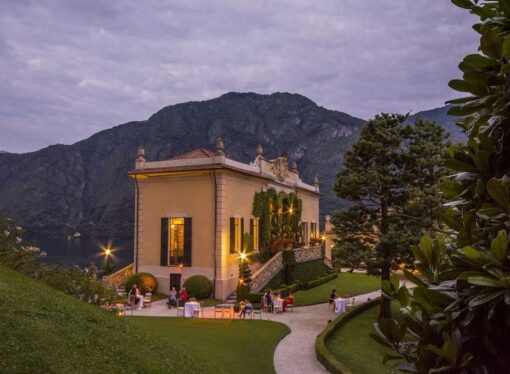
left=167, top=149, right=215, bottom=160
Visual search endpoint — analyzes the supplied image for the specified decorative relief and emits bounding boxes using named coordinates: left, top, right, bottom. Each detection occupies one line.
left=271, top=156, right=289, bottom=181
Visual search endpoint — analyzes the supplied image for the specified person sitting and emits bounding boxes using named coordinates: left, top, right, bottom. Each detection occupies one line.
left=239, top=299, right=253, bottom=319
left=283, top=292, right=295, bottom=312
left=180, top=287, right=189, bottom=304
left=168, top=286, right=178, bottom=308
left=329, top=289, right=337, bottom=310
left=264, top=290, right=273, bottom=311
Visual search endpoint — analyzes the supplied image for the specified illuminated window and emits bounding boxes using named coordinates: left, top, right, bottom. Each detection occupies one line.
left=310, top=222, right=317, bottom=239
left=169, top=218, right=184, bottom=265
left=230, top=217, right=243, bottom=253
left=251, top=219, right=259, bottom=251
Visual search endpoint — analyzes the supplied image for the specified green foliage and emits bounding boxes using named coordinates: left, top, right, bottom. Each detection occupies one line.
left=0, top=217, right=115, bottom=305
left=374, top=2, right=510, bottom=368
left=183, top=275, right=213, bottom=300
left=334, top=114, right=449, bottom=318
left=125, top=272, right=158, bottom=294
left=252, top=188, right=303, bottom=259
left=293, top=259, right=329, bottom=283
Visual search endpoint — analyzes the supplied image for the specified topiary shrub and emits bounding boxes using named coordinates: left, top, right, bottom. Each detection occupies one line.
left=182, top=275, right=212, bottom=299
left=125, top=272, right=158, bottom=294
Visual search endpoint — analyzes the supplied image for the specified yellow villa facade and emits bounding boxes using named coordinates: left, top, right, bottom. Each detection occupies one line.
left=128, top=139, right=320, bottom=300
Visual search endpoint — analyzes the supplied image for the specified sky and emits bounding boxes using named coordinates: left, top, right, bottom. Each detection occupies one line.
left=0, top=0, right=478, bottom=153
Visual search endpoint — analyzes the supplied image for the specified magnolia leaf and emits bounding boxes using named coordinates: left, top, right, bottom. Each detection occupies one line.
left=452, top=0, right=474, bottom=9
left=444, top=159, right=479, bottom=173
left=463, top=53, right=498, bottom=68
left=466, top=275, right=502, bottom=287
left=487, top=178, right=510, bottom=210
left=500, top=0, right=510, bottom=17
left=491, top=230, right=508, bottom=261
left=503, top=37, right=510, bottom=60
left=468, top=290, right=505, bottom=308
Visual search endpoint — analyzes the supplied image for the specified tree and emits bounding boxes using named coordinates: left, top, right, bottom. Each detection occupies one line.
left=334, top=115, right=448, bottom=318
left=372, top=1, right=510, bottom=372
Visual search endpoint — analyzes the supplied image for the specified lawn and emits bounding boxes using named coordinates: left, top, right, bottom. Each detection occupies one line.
left=1, top=264, right=287, bottom=373
left=293, top=272, right=380, bottom=306
left=326, top=303, right=402, bottom=374
left=131, top=317, right=290, bottom=374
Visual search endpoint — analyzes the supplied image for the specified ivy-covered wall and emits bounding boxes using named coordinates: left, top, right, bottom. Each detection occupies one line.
left=252, top=188, right=303, bottom=259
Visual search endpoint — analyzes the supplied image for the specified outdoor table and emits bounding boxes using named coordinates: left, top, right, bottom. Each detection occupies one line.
left=184, top=301, right=200, bottom=318
left=334, top=298, right=348, bottom=313
left=273, top=299, right=284, bottom=313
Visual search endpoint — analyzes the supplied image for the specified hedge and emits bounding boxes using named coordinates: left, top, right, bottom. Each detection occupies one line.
left=125, top=272, right=158, bottom=294
left=182, top=275, right=213, bottom=299
left=315, top=297, right=381, bottom=374
left=300, top=272, right=338, bottom=290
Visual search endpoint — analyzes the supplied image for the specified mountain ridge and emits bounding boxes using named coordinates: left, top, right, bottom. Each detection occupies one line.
left=0, top=92, right=367, bottom=238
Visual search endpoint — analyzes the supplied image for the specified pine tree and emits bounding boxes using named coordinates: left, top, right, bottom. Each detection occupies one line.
left=334, top=114, right=448, bottom=318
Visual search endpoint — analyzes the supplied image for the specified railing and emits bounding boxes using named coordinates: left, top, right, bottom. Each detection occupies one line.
left=323, top=257, right=333, bottom=269
left=250, top=245, right=324, bottom=292
left=250, top=252, right=284, bottom=293
left=102, top=263, right=134, bottom=287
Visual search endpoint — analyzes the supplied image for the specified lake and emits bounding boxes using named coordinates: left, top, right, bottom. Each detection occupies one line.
left=28, top=236, right=133, bottom=269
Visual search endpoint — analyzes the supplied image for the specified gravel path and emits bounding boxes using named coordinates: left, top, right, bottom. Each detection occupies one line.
left=270, top=290, right=381, bottom=374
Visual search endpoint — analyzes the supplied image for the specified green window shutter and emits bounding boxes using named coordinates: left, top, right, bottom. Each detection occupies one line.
left=183, top=217, right=192, bottom=266
left=250, top=219, right=254, bottom=252
left=160, top=218, right=169, bottom=266
left=241, top=218, right=245, bottom=252
left=230, top=218, right=235, bottom=253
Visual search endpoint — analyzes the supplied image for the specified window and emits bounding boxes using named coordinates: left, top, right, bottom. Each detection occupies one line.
left=230, top=217, right=244, bottom=253
left=301, top=222, right=308, bottom=244
left=250, top=218, right=259, bottom=251
left=310, top=222, right=317, bottom=239
left=160, top=217, right=192, bottom=267
left=169, top=218, right=184, bottom=265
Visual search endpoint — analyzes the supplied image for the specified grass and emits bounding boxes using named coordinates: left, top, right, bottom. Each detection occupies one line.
left=131, top=317, right=290, bottom=374
left=0, top=264, right=288, bottom=373
left=325, top=303, right=402, bottom=374
left=293, top=272, right=381, bottom=306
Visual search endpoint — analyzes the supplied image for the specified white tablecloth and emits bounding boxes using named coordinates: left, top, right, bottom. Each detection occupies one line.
left=335, top=298, right=348, bottom=313
left=273, top=299, right=284, bottom=313
left=184, top=302, right=200, bottom=318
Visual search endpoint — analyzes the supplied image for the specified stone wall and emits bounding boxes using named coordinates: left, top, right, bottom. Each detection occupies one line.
left=295, top=245, right=322, bottom=263
left=102, top=263, right=134, bottom=287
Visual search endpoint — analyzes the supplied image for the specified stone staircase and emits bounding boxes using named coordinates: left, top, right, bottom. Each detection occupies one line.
left=224, top=291, right=237, bottom=304
left=250, top=245, right=324, bottom=293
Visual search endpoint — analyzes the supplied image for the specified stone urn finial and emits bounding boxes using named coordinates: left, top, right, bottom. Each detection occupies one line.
left=291, top=161, right=298, bottom=172
left=216, top=137, right=225, bottom=155
left=256, top=144, right=263, bottom=157
left=325, top=214, right=331, bottom=223
left=136, top=145, right=146, bottom=162
left=313, top=175, right=319, bottom=186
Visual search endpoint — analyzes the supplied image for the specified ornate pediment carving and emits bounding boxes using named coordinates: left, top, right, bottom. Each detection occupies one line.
left=272, top=156, right=289, bottom=181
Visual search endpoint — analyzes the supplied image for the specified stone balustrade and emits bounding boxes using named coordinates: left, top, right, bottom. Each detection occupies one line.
left=250, top=245, right=324, bottom=292
left=102, top=263, right=135, bottom=287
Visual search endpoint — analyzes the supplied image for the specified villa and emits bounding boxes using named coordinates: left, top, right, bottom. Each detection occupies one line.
left=127, top=139, right=323, bottom=299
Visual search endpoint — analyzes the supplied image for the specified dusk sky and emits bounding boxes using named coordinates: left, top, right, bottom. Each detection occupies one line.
left=1, top=1, right=477, bottom=153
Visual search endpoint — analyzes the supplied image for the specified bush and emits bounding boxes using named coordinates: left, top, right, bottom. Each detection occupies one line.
left=294, top=260, right=328, bottom=283
left=125, top=272, right=158, bottom=294
left=182, top=275, right=212, bottom=299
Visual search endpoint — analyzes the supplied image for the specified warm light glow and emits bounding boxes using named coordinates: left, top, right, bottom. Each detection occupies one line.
left=105, top=248, right=112, bottom=256
left=240, top=252, right=247, bottom=261
left=239, top=279, right=244, bottom=285
left=178, top=263, right=184, bottom=268
left=289, top=207, right=294, bottom=214
left=321, top=234, right=327, bottom=241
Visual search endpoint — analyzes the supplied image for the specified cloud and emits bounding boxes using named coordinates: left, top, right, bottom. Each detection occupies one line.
left=0, top=0, right=478, bottom=152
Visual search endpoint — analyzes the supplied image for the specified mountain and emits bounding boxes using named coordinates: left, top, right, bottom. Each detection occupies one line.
left=406, top=105, right=465, bottom=143
left=0, top=92, right=365, bottom=238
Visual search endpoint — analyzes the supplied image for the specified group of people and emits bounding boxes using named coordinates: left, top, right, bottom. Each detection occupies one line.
left=263, top=289, right=295, bottom=313
left=167, top=286, right=189, bottom=308
left=128, top=284, right=152, bottom=310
